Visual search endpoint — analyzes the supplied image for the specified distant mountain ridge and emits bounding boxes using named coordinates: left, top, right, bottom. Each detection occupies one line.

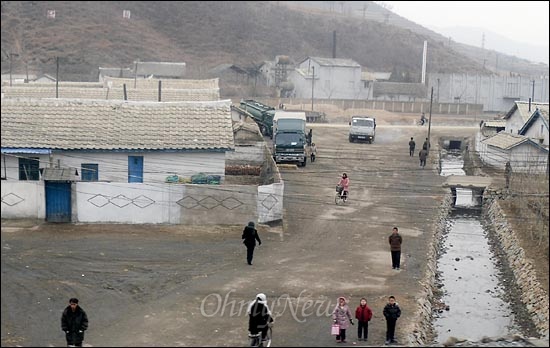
left=0, top=1, right=546, bottom=82
left=431, top=25, right=549, bottom=65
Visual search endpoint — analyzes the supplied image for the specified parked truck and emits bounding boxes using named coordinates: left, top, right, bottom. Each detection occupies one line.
left=239, top=99, right=276, bottom=137
left=272, top=111, right=311, bottom=167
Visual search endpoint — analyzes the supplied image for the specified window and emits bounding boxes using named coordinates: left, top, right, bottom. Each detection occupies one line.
left=81, top=163, right=99, bottom=182
left=19, top=157, right=40, bottom=180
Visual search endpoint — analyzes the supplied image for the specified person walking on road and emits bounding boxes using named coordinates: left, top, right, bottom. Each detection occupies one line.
left=332, top=296, right=354, bottom=343
left=61, top=298, right=88, bottom=347
left=422, top=138, right=430, bottom=150
left=355, top=297, right=373, bottom=342
left=389, top=227, right=402, bottom=270
left=419, top=146, right=428, bottom=169
left=408, top=137, right=416, bottom=157
left=242, top=221, right=261, bottom=265
left=383, top=296, right=401, bottom=344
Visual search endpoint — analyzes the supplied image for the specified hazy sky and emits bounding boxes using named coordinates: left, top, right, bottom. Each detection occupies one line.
left=385, top=1, right=549, bottom=46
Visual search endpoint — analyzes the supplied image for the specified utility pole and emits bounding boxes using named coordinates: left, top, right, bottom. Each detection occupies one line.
left=311, top=66, right=315, bottom=111
left=56, top=56, right=59, bottom=98
left=532, top=80, right=535, bottom=102
left=427, top=87, right=433, bottom=152
left=9, top=53, right=19, bottom=87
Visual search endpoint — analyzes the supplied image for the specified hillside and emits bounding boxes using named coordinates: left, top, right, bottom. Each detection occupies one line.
left=283, top=1, right=549, bottom=77
left=1, top=1, right=493, bottom=81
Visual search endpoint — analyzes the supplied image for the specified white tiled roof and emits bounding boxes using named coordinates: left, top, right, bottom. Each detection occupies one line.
left=1, top=86, right=220, bottom=101
left=1, top=99, right=234, bottom=150
left=481, top=132, right=532, bottom=150
left=483, top=120, right=506, bottom=128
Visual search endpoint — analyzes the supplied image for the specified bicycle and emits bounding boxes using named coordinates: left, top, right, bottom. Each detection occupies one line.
left=248, top=326, right=272, bottom=347
left=335, top=185, right=348, bottom=205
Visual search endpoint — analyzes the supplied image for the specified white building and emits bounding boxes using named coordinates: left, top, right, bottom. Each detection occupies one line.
left=289, top=57, right=367, bottom=100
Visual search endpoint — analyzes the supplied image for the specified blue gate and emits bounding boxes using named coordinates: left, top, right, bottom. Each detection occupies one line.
left=128, top=156, right=144, bottom=183
left=45, top=181, right=72, bottom=222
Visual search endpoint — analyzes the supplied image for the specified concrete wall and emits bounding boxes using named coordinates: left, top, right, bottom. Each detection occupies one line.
left=427, top=73, right=550, bottom=112
left=1, top=181, right=45, bottom=219
left=254, top=98, right=483, bottom=115
left=71, top=181, right=283, bottom=225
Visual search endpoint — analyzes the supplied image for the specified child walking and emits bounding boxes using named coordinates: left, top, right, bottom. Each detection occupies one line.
left=355, top=297, right=373, bottom=341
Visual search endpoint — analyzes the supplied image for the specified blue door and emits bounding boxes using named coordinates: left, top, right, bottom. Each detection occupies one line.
left=45, top=182, right=72, bottom=222
left=128, top=156, right=144, bottom=183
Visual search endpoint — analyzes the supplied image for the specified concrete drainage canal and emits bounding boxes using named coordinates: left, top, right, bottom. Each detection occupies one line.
left=431, top=141, right=540, bottom=346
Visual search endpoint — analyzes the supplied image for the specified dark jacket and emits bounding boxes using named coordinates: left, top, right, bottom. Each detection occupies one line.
left=389, top=233, right=402, bottom=251
left=61, top=305, right=88, bottom=345
left=355, top=305, right=373, bottom=322
left=419, top=149, right=428, bottom=161
left=248, top=301, right=273, bottom=334
left=408, top=140, right=416, bottom=149
left=383, top=303, right=401, bottom=321
left=242, top=226, right=261, bottom=247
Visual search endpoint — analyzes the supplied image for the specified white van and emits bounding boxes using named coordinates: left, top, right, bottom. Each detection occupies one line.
left=349, top=116, right=376, bottom=143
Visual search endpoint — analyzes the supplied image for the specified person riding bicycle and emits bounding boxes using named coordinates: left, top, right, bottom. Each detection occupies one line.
left=419, top=113, right=426, bottom=126
left=248, top=293, right=274, bottom=343
left=337, top=173, right=350, bottom=202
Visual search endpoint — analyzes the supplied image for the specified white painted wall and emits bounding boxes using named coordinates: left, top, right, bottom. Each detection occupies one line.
left=52, top=151, right=226, bottom=183
left=505, top=109, right=529, bottom=135
left=1, top=181, right=45, bottom=219
left=290, top=59, right=367, bottom=100
left=73, top=181, right=284, bottom=225
left=523, top=117, right=549, bottom=147
left=1, top=154, right=50, bottom=181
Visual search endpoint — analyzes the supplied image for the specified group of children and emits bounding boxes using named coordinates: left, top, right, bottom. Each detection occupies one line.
left=332, top=295, right=401, bottom=345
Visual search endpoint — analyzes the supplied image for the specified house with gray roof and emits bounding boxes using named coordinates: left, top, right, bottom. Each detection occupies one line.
left=503, top=101, right=549, bottom=135
left=477, top=132, right=548, bottom=173
left=519, top=107, right=549, bottom=147
left=1, top=98, right=233, bottom=183
left=1, top=98, right=249, bottom=223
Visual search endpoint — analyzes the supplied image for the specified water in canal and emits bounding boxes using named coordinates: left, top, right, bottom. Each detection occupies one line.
left=434, top=150, right=521, bottom=343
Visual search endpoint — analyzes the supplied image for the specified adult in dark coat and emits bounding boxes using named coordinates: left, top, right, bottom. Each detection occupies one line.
left=408, top=137, right=416, bottom=157
left=389, top=227, right=403, bottom=269
left=248, top=293, right=273, bottom=341
left=61, top=298, right=88, bottom=347
left=419, top=147, right=428, bottom=168
left=242, top=221, right=261, bottom=265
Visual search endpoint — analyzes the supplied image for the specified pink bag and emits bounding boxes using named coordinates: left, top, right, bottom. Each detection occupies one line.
left=331, top=324, right=340, bottom=335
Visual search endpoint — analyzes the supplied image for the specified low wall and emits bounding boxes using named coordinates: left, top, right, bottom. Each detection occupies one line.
left=483, top=193, right=549, bottom=338
left=1, top=181, right=46, bottom=219
left=247, top=98, right=484, bottom=115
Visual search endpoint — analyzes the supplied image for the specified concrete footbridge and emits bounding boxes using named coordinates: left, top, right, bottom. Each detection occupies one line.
left=442, top=175, right=493, bottom=206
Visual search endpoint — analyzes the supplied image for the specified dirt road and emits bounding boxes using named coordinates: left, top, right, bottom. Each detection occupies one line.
left=1, top=124, right=480, bottom=346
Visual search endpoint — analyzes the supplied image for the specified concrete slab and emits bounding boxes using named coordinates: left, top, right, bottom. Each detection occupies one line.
left=442, top=175, right=493, bottom=189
